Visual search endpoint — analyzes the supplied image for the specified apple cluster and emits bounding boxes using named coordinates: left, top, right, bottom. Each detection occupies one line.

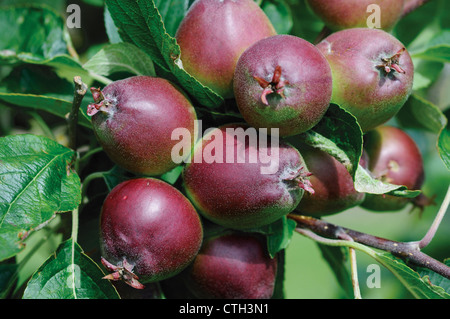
left=86, top=0, right=427, bottom=299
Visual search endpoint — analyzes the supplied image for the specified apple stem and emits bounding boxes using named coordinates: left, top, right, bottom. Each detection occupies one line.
left=253, top=65, right=289, bottom=105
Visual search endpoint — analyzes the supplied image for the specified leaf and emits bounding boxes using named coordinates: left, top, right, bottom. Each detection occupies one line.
left=105, top=0, right=224, bottom=109
left=0, top=5, right=109, bottom=101
left=375, top=252, right=450, bottom=299
left=417, top=259, right=450, bottom=295
left=104, top=4, right=122, bottom=44
left=160, top=165, right=183, bottom=185
left=82, top=0, right=104, bottom=6
left=297, top=104, right=363, bottom=179
left=287, top=0, right=324, bottom=43
left=0, top=134, right=81, bottom=261
left=409, top=30, right=450, bottom=64
left=100, top=165, right=133, bottom=192
left=0, top=6, right=73, bottom=64
left=83, top=42, right=156, bottom=77
left=23, top=239, right=120, bottom=299
left=396, top=93, right=447, bottom=134
left=316, top=244, right=353, bottom=299
left=411, top=59, right=444, bottom=91
left=154, top=0, right=189, bottom=37
left=0, top=262, right=18, bottom=298
left=439, top=109, right=450, bottom=170
left=261, top=0, right=293, bottom=35
left=0, top=93, right=92, bottom=129
left=247, top=216, right=296, bottom=258
left=396, top=94, right=449, bottom=170
left=290, top=104, right=420, bottom=197
left=354, top=164, right=421, bottom=197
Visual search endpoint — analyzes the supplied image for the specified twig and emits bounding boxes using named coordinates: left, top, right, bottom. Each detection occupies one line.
left=288, top=214, right=450, bottom=279
left=68, top=76, right=87, bottom=152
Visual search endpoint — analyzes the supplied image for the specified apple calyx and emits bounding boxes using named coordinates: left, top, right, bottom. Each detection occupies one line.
left=253, top=65, right=289, bottom=105
left=283, top=166, right=315, bottom=194
left=101, top=257, right=145, bottom=290
left=377, top=47, right=406, bottom=74
left=87, top=87, right=113, bottom=116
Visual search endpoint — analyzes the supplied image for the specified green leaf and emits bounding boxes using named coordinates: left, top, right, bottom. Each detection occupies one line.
left=438, top=109, right=450, bottom=170
left=101, top=166, right=133, bottom=192
left=104, top=5, right=122, bottom=44
left=84, top=42, right=156, bottom=77
left=154, top=0, right=189, bottom=37
left=316, top=244, right=353, bottom=299
left=396, top=94, right=449, bottom=170
left=247, top=216, right=296, bottom=258
left=354, top=164, right=421, bottom=197
left=0, top=262, right=18, bottom=298
left=375, top=252, right=450, bottom=299
left=160, top=165, right=183, bottom=185
left=397, top=93, right=447, bottom=134
left=105, top=0, right=224, bottom=109
left=296, top=104, right=363, bottom=179
left=0, top=134, right=81, bottom=261
left=409, top=30, right=450, bottom=63
left=0, top=93, right=92, bottom=129
left=0, top=5, right=109, bottom=89
left=23, top=239, right=120, bottom=299
left=417, top=259, right=450, bottom=295
left=0, top=6, right=72, bottom=63
left=82, top=0, right=104, bottom=6
left=412, top=59, right=444, bottom=91
left=261, top=0, right=293, bottom=35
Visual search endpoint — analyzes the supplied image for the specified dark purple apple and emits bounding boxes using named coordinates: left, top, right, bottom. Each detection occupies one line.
left=306, top=0, right=405, bottom=31
left=184, top=232, right=277, bottom=299
left=182, top=123, right=314, bottom=230
left=233, top=34, right=332, bottom=137
left=293, top=143, right=366, bottom=216
left=361, top=125, right=425, bottom=211
left=175, top=0, right=276, bottom=98
left=316, top=28, right=414, bottom=132
left=87, top=76, right=197, bottom=176
left=99, top=178, right=203, bottom=288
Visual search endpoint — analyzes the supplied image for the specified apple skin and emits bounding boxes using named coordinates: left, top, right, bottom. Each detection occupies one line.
left=234, top=34, right=332, bottom=137
left=306, top=0, right=405, bottom=31
left=182, top=123, right=313, bottom=230
left=176, top=0, right=276, bottom=98
left=316, top=28, right=414, bottom=132
left=88, top=76, right=197, bottom=176
left=184, top=232, right=278, bottom=299
left=361, top=125, right=425, bottom=212
left=293, top=143, right=366, bottom=216
left=100, top=178, right=203, bottom=284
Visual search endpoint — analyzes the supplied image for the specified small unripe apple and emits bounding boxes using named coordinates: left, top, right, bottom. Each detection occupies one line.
left=184, top=232, right=278, bottom=299
left=87, top=76, right=197, bottom=176
left=316, top=28, right=414, bottom=132
left=176, top=0, right=276, bottom=98
left=100, top=178, right=203, bottom=288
